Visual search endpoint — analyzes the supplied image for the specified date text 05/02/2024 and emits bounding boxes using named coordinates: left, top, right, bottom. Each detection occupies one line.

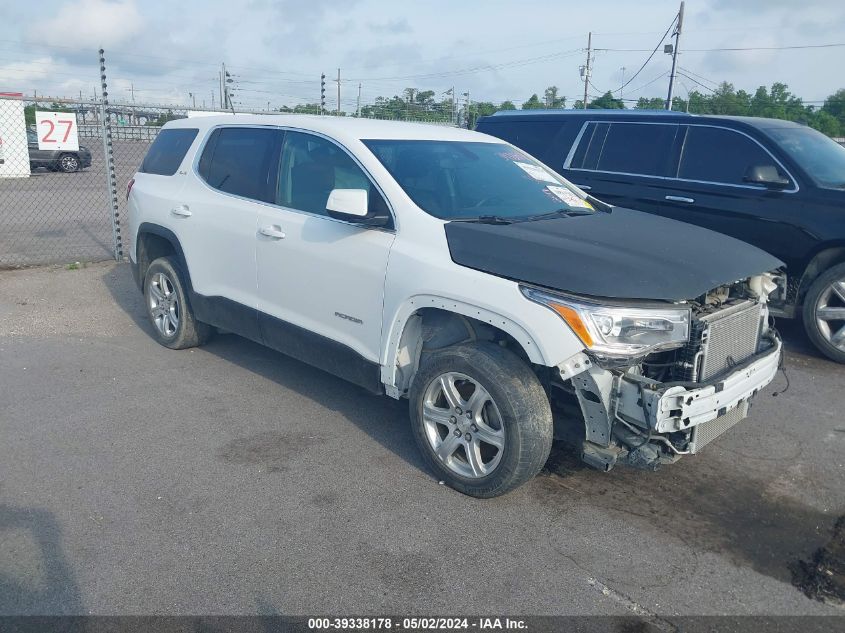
left=307, top=617, right=528, bottom=630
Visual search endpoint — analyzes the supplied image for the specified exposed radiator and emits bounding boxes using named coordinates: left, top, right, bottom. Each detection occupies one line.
left=698, top=301, right=763, bottom=381
left=690, top=401, right=749, bottom=453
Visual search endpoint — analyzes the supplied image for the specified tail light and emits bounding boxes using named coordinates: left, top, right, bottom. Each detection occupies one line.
left=126, top=178, right=135, bottom=200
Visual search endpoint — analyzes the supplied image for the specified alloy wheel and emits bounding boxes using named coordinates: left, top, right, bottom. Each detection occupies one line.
left=815, top=278, right=845, bottom=353
left=422, top=371, right=505, bottom=479
left=148, top=272, right=180, bottom=338
left=60, top=155, right=79, bottom=172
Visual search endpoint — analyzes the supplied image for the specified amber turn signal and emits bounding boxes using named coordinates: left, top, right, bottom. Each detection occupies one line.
left=548, top=303, right=594, bottom=348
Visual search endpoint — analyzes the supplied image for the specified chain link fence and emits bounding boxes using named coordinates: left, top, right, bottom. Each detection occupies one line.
left=0, top=95, right=113, bottom=267
left=1, top=89, right=455, bottom=268
left=0, top=95, right=244, bottom=268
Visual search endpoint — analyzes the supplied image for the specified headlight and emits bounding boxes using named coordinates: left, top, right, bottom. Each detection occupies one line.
left=521, top=286, right=690, bottom=359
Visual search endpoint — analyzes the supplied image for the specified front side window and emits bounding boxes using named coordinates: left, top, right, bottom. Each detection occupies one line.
left=677, top=126, right=787, bottom=186
left=364, top=139, right=595, bottom=221
left=276, top=130, right=389, bottom=219
left=197, top=126, right=281, bottom=203
left=140, top=128, right=198, bottom=176
left=763, top=126, right=845, bottom=190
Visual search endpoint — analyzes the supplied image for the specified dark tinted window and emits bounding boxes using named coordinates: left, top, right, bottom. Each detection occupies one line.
left=140, top=128, right=198, bottom=176
left=365, top=139, right=596, bottom=221
left=594, top=122, right=677, bottom=176
left=197, top=127, right=281, bottom=203
left=765, top=127, right=845, bottom=189
left=569, top=122, right=609, bottom=170
left=277, top=131, right=389, bottom=219
left=476, top=121, right=563, bottom=160
left=678, top=126, right=784, bottom=186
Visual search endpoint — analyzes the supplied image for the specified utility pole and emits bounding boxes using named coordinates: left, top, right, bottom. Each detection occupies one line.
left=336, top=68, right=341, bottom=116
left=582, top=32, right=592, bottom=110
left=211, top=91, right=215, bottom=109
left=451, top=86, right=456, bottom=125
left=356, top=82, right=362, bottom=117
left=222, top=62, right=229, bottom=110
left=666, top=1, right=685, bottom=110
left=218, top=70, right=223, bottom=109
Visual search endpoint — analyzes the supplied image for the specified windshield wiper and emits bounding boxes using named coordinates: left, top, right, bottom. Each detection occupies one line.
left=450, top=215, right=516, bottom=225
left=520, top=207, right=595, bottom=221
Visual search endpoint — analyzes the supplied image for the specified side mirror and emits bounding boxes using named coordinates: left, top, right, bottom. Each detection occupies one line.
left=326, top=188, right=368, bottom=218
left=326, top=188, right=390, bottom=227
left=744, top=165, right=791, bottom=189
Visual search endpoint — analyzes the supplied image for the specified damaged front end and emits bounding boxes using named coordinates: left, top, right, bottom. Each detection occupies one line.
left=524, top=274, right=783, bottom=472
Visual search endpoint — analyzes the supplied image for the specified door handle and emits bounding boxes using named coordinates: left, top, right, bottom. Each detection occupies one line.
left=665, top=195, right=695, bottom=204
left=574, top=184, right=591, bottom=190
left=170, top=204, right=192, bottom=217
left=259, top=225, right=286, bottom=239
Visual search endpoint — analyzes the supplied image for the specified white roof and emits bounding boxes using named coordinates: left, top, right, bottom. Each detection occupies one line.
left=164, top=113, right=500, bottom=145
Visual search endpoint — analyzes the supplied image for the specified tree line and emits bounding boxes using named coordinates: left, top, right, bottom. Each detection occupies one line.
left=284, top=82, right=845, bottom=137
left=20, top=81, right=845, bottom=137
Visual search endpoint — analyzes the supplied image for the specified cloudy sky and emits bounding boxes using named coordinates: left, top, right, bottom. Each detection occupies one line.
left=2, top=0, right=844, bottom=110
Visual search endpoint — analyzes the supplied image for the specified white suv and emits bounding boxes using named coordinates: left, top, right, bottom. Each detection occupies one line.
left=127, top=115, right=784, bottom=497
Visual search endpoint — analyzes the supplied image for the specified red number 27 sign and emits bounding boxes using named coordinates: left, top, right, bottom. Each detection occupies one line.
left=36, top=111, right=79, bottom=151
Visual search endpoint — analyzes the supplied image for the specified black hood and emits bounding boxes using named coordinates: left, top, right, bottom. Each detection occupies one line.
left=444, top=208, right=783, bottom=302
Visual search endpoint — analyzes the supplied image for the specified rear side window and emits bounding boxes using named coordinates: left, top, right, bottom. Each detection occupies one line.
left=595, top=123, right=677, bottom=176
left=678, top=126, right=784, bottom=186
left=477, top=121, right=564, bottom=161
left=568, top=122, right=609, bottom=170
left=197, top=127, right=282, bottom=203
left=140, top=128, right=198, bottom=176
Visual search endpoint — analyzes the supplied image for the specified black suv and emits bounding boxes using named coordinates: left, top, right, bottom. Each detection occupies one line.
left=477, top=110, right=845, bottom=363
left=27, top=128, right=92, bottom=172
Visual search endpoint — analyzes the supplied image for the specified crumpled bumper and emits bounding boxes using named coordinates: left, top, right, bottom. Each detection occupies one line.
left=616, top=334, right=782, bottom=434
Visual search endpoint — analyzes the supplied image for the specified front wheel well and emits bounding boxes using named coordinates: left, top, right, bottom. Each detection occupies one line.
left=797, top=246, right=845, bottom=306
left=393, top=307, right=537, bottom=398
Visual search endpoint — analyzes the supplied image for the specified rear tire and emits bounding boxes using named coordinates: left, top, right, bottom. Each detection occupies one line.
left=802, top=262, right=845, bottom=364
left=143, top=256, right=212, bottom=350
left=57, top=153, right=79, bottom=173
left=409, top=342, right=553, bottom=498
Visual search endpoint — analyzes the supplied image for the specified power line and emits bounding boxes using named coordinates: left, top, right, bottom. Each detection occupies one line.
left=677, top=65, right=719, bottom=87
left=346, top=49, right=583, bottom=82
left=609, top=12, right=678, bottom=94
left=596, top=42, right=845, bottom=52
left=675, top=71, right=717, bottom=93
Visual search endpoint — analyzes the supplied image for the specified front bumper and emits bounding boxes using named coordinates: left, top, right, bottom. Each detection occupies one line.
left=616, top=333, right=782, bottom=434
left=569, top=332, right=782, bottom=466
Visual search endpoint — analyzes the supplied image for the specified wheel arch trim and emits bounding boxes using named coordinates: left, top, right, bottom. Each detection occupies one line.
left=135, top=223, right=194, bottom=291
left=380, top=295, right=547, bottom=397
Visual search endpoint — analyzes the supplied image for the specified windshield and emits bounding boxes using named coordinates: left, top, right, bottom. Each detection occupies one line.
left=764, top=126, right=845, bottom=189
left=363, top=140, right=596, bottom=220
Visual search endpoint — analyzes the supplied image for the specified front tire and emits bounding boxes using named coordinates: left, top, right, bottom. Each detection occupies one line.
left=803, top=262, right=845, bottom=364
left=409, top=342, right=553, bottom=498
left=143, top=256, right=212, bottom=349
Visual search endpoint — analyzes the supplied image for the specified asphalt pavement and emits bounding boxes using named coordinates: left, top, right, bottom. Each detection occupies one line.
left=0, top=262, right=843, bottom=617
